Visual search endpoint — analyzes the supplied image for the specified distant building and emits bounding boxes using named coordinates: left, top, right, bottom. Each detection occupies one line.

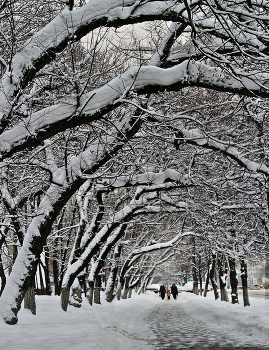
left=247, top=260, right=266, bottom=286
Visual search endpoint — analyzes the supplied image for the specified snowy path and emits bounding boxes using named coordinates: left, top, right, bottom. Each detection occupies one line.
left=148, top=294, right=268, bottom=349
left=0, top=291, right=269, bottom=350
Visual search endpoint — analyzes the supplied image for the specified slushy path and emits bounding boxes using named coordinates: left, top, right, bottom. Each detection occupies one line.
left=146, top=292, right=269, bottom=350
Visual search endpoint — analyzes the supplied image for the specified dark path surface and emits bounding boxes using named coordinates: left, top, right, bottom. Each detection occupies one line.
left=147, top=298, right=269, bottom=350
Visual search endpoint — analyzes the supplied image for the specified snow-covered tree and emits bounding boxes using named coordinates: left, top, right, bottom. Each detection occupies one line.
left=1, top=0, right=269, bottom=324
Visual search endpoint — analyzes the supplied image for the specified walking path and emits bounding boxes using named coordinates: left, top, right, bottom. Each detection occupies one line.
left=147, top=294, right=268, bottom=349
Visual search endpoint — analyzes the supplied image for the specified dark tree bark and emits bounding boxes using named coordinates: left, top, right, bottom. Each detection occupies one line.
left=192, top=238, right=198, bottom=295
left=24, top=281, right=36, bottom=315
left=203, top=264, right=210, bottom=298
left=241, top=259, right=250, bottom=307
left=122, top=276, right=130, bottom=299
left=78, top=274, right=87, bottom=298
left=117, top=276, right=124, bottom=300
left=218, top=256, right=229, bottom=302
left=61, top=286, right=71, bottom=312
left=210, top=252, right=219, bottom=300
left=0, top=252, right=6, bottom=296
left=105, top=245, right=122, bottom=303
left=43, top=247, right=52, bottom=295
left=229, top=257, right=239, bottom=304
left=87, top=280, right=94, bottom=306
left=53, top=237, right=60, bottom=296
left=94, top=275, right=102, bottom=304
left=198, top=258, right=202, bottom=296
left=9, top=243, right=18, bottom=275
left=58, top=210, right=77, bottom=292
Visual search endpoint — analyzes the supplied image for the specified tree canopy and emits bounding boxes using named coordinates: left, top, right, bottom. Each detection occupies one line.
left=0, top=0, right=269, bottom=324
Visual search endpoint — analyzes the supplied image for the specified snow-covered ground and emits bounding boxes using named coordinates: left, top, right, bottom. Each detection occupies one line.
left=0, top=290, right=268, bottom=350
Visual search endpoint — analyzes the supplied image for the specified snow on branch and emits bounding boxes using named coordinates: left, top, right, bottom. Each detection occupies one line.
left=0, top=0, right=195, bottom=123
left=0, top=113, right=142, bottom=324
left=1, top=60, right=269, bottom=161
left=130, top=230, right=195, bottom=257
left=175, top=125, right=269, bottom=176
left=122, top=230, right=196, bottom=278
left=62, top=179, right=187, bottom=287
left=97, top=168, right=188, bottom=189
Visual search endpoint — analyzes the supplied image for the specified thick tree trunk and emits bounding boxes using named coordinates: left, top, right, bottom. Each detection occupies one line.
left=43, top=247, right=52, bottom=295
left=105, top=269, right=118, bottom=303
left=191, top=237, right=198, bottom=295
left=192, top=272, right=198, bottom=295
left=69, top=284, right=82, bottom=308
left=105, top=278, right=116, bottom=303
left=241, top=260, right=250, bottom=307
left=78, top=274, right=87, bottom=298
left=219, top=257, right=229, bottom=302
left=37, top=262, right=46, bottom=295
left=61, top=286, right=71, bottom=312
left=116, top=277, right=123, bottom=300
left=203, top=265, right=210, bottom=297
left=87, top=280, right=94, bottom=306
left=128, top=287, right=132, bottom=298
left=229, top=257, right=239, bottom=304
left=53, top=237, right=60, bottom=296
left=24, top=281, right=36, bottom=315
left=122, top=276, right=130, bottom=299
left=0, top=253, right=6, bottom=296
left=198, top=263, right=202, bottom=296
left=0, top=242, right=41, bottom=324
left=116, top=285, right=122, bottom=300
left=105, top=245, right=121, bottom=302
left=137, top=283, right=143, bottom=295
left=93, top=275, right=101, bottom=305
left=210, top=252, right=219, bottom=300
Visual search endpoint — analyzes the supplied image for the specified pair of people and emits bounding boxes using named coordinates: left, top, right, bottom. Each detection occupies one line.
left=159, top=283, right=179, bottom=300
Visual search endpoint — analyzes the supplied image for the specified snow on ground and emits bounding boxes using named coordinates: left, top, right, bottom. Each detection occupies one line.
left=0, top=290, right=268, bottom=350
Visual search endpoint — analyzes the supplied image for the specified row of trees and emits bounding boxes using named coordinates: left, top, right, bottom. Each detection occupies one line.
left=0, top=0, right=269, bottom=324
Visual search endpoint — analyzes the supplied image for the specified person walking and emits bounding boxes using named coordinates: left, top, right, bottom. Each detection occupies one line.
left=159, top=284, right=166, bottom=300
left=167, top=289, right=171, bottom=300
left=171, top=283, right=178, bottom=299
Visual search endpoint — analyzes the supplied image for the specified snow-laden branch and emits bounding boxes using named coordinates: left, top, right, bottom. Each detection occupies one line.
left=210, top=202, right=258, bottom=211
left=67, top=181, right=92, bottom=265
left=62, top=178, right=187, bottom=289
left=192, top=12, right=267, bottom=51
left=0, top=113, right=142, bottom=324
left=87, top=224, right=127, bottom=283
left=62, top=190, right=159, bottom=289
left=126, top=230, right=195, bottom=271
left=150, top=22, right=188, bottom=66
left=1, top=60, right=269, bottom=161
left=61, top=180, right=188, bottom=306
left=130, top=231, right=197, bottom=258
left=138, top=249, right=174, bottom=293
left=81, top=169, right=189, bottom=251
left=0, top=0, right=197, bottom=125
left=97, top=168, right=188, bottom=188
left=88, top=192, right=187, bottom=283
left=175, top=124, right=269, bottom=176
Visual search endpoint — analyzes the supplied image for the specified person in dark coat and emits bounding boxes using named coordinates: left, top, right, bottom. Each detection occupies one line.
left=171, top=283, right=178, bottom=299
left=159, top=284, right=166, bottom=300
